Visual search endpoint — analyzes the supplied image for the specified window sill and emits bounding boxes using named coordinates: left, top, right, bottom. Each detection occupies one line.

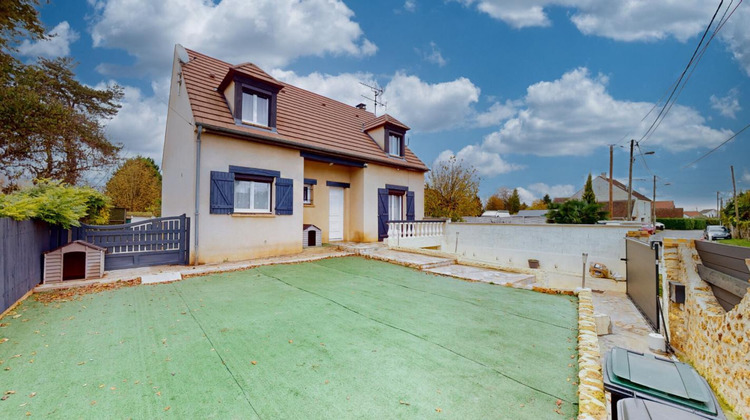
left=304, top=203, right=314, bottom=207
left=240, top=120, right=272, bottom=130
left=232, top=212, right=275, bottom=218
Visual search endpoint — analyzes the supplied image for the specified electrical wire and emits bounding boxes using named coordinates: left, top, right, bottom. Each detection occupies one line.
left=637, top=0, right=725, bottom=145
left=682, top=122, right=750, bottom=168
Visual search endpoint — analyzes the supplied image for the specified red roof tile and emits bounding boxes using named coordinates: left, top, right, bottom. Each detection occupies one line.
left=180, top=49, right=427, bottom=172
left=363, top=114, right=410, bottom=131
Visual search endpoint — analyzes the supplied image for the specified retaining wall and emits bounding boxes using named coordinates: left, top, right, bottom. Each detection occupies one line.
left=664, top=239, right=750, bottom=418
left=440, top=223, right=636, bottom=276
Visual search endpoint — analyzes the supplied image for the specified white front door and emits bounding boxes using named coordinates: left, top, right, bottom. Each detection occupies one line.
left=329, top=187, right=344, bottom=241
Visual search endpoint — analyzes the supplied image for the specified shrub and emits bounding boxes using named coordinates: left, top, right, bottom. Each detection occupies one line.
left=0, top=180, right=110, bottom=228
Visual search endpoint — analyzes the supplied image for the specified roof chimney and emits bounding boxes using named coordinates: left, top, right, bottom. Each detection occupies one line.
left=355, top=103, right=366, bottom=110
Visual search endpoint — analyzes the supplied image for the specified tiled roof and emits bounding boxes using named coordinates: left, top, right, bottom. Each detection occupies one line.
left=596, top=175, right=651, bottom=201
left=654, top=200, right=675, bottom=209
left=180, top=49, right=427, bottom=172
left=362, top=114, right=410, bottom=131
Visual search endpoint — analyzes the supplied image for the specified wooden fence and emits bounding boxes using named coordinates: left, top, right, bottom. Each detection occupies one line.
left=0, top=218, right=51, bottom=314
left=695, top=240, right=750, bottom=311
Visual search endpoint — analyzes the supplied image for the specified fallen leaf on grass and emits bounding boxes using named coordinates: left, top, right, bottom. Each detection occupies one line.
left=251, top=361, right=257, bottom=365
left=399, top=400, right=410, bottom=406
left=0, top=324, right=9, bottom=328
left=435, top=408, right=442, bottom=413
left=0, top=338, right=8, bottom=343
left=5, top=391, right=16, bottom=395
left=164, top=406, right=170, bottom=411
left=1, top=396, right=8, bottom=401
left=90, top=401, right=96, bottom=406
left=12, top=315, right=21, bottom=319
left=77, top=362, right=85, bottom=366
left=288, top=340, right=293, bottom=344
left=29, top=393, right=36, bottom=398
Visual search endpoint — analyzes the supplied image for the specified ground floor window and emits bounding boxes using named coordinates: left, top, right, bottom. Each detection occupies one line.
left=234, top=178, right=271, bottom=213
left=303, top=183, right=313, bottom=205
left=388, top=193, right=403, bottom=221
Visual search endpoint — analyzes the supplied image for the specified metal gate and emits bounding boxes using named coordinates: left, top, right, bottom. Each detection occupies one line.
left=625, top=238, right=660, bottom=330
left=74, top=214, right=190, bottom=270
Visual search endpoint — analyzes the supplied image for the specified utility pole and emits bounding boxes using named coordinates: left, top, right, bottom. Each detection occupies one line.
left=717, top=191, right=720, bottom=218
left=652, top=175, right=656, bottom=225
left=731, top=166, right=740, bottom=238
left=627, top=139, right=634, bottom=221
left=609, top=145, right=614, bottom=217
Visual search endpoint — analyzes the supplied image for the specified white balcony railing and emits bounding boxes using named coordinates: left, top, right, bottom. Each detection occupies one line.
left=387, top=220, right=446, bottom=248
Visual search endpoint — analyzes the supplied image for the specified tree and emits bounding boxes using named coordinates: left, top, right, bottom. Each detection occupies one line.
left=582, top=173, right=596, bottom=204
left=543, top=194, right=552, bottom=206
left=105, top=157, right=162, bottom=214
left=1, top=1, right=123, bottom=189
left=424, top=155, right=481, bottom=221
left=485, top=195, right=506, bottom=211
left=485, top=187, right=511, bottom=210
left=546, top=199, right=607, bottom=224
left=507, top=188, right=521, bottom=214
left=0, top=179, right=110, bottom=228
left=528, top=199, right=548, bottom=210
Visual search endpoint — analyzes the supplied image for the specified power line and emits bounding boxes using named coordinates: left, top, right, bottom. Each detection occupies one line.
left=682, top=122, right=750, bottom=168
left=637, top=0, right=726, bottom=145
left=641, top=0, right=741, bottom=145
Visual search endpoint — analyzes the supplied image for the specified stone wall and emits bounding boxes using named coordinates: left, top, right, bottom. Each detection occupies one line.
left=663, top=238, right=750, bottom=419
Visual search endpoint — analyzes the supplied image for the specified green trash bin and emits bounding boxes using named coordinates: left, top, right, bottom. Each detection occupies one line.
left=618, top=398, right=710, bottom=420
left=603, top=347, right=725, bottom=420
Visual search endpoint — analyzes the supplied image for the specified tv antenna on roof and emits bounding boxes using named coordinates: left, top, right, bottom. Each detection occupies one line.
left=360, top=81, right=386, bottom=115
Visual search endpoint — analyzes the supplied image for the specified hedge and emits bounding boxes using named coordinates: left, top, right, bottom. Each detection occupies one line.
left=656, top=218, right=721, bottom=230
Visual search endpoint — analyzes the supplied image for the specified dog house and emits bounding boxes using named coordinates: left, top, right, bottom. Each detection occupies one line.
left=43, top=240, right=106, bottom=284
left=302, top=224, right=322, bottom=248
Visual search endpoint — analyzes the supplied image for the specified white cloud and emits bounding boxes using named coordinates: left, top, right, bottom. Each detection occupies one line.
left=404, top=0, right=416, bottom=12
left=270, top=69, right=377, bottom=108
left=435, top=147, right=523, bottom=177
left=743, top=169, right=750, bottom=183
left=271, top=69, right=481, bottom=132
left=98, top=81, right=168, bottom=163
left=515, top=183, right=576, bottom=204
left=457, top=1, right=750, bottom=76
left=475, top=100, right=519, bottom=127
left=481, top=67, right=731, bottom=156
left=420, top=42, right=447, bottom=67
left=17, top=21, right=79, bottom=58
left=90, top=0, right=376, bottom=75
left=710, top=88, right=741, bottom=119
left=384, top=73, right=480, bottom=132
left=439, top=67, right=730, bottom=178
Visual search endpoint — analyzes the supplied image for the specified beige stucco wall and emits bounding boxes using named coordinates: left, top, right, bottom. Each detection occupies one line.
left=366, top=126, right=385, bottom=150
left=359, top=163, right=425, bottom=242
left=161, top=49, right=197, bottom=258
left=664, top=239, right=750, bottom=419
left=196, top=133, right=304, bottom=264
left=302, top=161, right=356, bottom=243
left=224, top=81, right=235, bottom=115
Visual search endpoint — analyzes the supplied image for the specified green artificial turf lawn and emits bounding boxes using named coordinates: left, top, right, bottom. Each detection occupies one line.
left=0, top=257, right=579, bottom=418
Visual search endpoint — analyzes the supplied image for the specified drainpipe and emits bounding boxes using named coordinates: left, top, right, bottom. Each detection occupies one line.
left=194, top=123, right=203, bottom=266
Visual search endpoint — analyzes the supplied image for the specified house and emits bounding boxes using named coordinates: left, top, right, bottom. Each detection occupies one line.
left=700, top=209, right=718, bottom=218
left=481, top=210, right=510, bottom=218
left=684, top=211, right=707, bottom=219
left=161, top=45, right=428, bottom=264
left=653, top=201, right=684, bottom=219
left=568, top=173, right=652, bottom=222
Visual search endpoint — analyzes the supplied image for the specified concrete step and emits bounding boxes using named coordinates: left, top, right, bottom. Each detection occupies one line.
left=425, top=264, right=536, bottom=287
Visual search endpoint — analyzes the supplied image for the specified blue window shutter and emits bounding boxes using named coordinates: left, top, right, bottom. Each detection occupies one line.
left=210, top=171, right=234, bottom=214
left=275, top=178, right=293, bottom=215
left=377, top=188, right=388, bottom=241
left=406, top=191, right=415, bottom=221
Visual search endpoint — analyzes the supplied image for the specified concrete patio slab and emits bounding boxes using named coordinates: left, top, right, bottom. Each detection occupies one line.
left=591, top=291, right=654, bottom=359
left=425, top=264, right=535, bottom=287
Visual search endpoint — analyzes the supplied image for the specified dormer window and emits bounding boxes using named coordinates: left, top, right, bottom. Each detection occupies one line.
left=388, top=134, right=402, bottom=157
left=242, top=91, right=269, bottom=127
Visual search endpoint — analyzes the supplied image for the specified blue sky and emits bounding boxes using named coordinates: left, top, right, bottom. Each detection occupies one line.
left=19, top=0, right=750, bottom=211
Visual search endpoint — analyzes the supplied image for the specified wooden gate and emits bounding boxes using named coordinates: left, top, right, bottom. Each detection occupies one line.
left=625, top=238, right=660, bottom=331
left=74, top=214, right=190, bottom=270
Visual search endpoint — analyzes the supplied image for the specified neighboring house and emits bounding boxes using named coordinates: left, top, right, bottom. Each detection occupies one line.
left=700, top=209, right=718, bottom=218
left=684, top=211, right=705, bottom=219
left=569, top=173, right=652, bottom=222
left=162, top=46, right=428, bottom=264
left=654, top=201, right=684, bottom=218
left=481, top=210, right=510, bottom=218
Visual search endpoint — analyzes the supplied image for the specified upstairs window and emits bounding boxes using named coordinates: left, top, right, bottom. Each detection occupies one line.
left=388, top=193, right=403, bottom=220
left=241, top=91, right=270, bottom=127
left=388, top=134, right=402, bottom=157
